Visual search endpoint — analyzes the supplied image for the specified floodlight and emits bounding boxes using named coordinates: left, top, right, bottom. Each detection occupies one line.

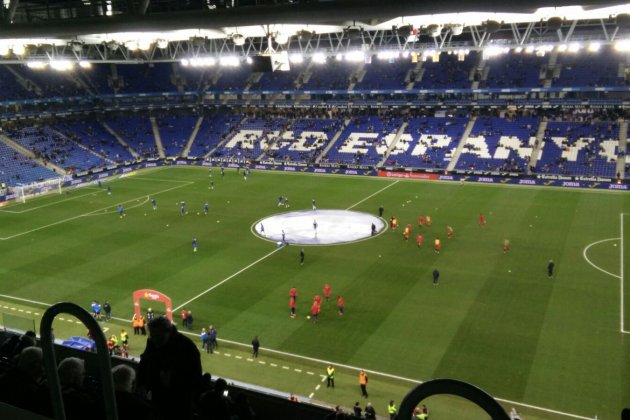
left=70, top=41, right=84, bottom=53
left=297, top=30, right=314, bottom=41
left=246, top=56, right=253, bottom=64
left=274, top=33, right=289, bottom=45
left=426, top=24, right=442, bottom=38
left=377, top=50, right=398, bottom=60
left=125, top=40, right=139, bottom=51
left=50, top=60, right=74, bottom=71
left=138, top=39, right=152, bottom=51
left=587, top=42, right=601, bottom=52
left=12, top=44, right=25, bottom=55
left=26, top=61, right=46, bottom=69
left=450, top=24, right=464, bottom=36
left=79, top=60, right=92, bottom=69
left=514, top=46, right=523, bottom=53
left=157, top=39, right=168, bottom=49
left=312, top=52, right=326, bottom=64
left=335, top=53, right=343, bottom=61
left=557, top=44, right=568, bottom=52
left=289, top=53, right=303, bottom=63
left=345, top=51, right=365, bottom=62
left=396, top=25, right=412, bottom=38
left=524, top=45, right=535, bottom=54
left=232, top=34, right=245, bottom=46
left=401, top=50, right=410, bottom=58
left=180, top=58, right=190, bottom=66
left=567, top=42, right=581, bottom=53
left=483, top=20, right=501, bottom=34
left=106, top=41, right=119, bottom=51
left=614, top=39, right=630, bottom=52
left=0, top=44, right=9, bottom=56
left=219, top=56, right=240, bottom=66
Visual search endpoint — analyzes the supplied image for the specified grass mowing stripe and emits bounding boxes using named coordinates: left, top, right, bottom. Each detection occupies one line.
left=0, top=189, right=106, bottom=214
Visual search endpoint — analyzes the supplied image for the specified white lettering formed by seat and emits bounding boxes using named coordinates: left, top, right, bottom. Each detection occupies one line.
left=494, top=136, right=535, bottom=160
left=410, top=134, right=452, bottom=157
left=338, top=133, right=379, bottom=154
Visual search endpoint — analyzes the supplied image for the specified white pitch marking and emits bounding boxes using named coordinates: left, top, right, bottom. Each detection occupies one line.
left=25, top=311, right=31, bottom=314
left=0, top=182, right=193, bottom=240
left=258, top=361, right=266, bottom=365
left=282, top=366, right=290, bottom=370
left=306, top=371, right=314, bottom=375
left=621, top=214, right=626, bottom=334
left=102, top=328, right=109, bottom=333
left=34, top=312, right=39, bottom=315
left=173, top=246, right=283, bottom=311
left=346, top=180, right=399, bottom=210
left=75, top=321, right=81, bottom=324
left=2, top=306, right=7, bottom=309
left=320, top=375, right=326, bottom=382
left=66, top=319, right=74, bottom=323
left=247, top=358, right=254, bottom=362
left=18, top=309, right=23, bottom=312
left=294, top=369, right=302, bottom=373
left=270, top=363, right=278, bottom=367
left=308, top=393, right=314, bottom=399
left=315, top=385, right=320, bottom=391
left=582, top=238, right=621, bottom=279
left=235, top=356, right=242, bottom=360
left=215, top=351, right=221, bottom=355
left=0, top=189, right=106, bottom=214
left=224, top=353, right=231, bottom=357
left=59, top=317, right=65, bottom=321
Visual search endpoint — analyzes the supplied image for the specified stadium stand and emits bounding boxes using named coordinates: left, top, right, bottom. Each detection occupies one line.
left=155, top=115, right=197, bottom=157
left=55, top=120, right=135, bottom=164
left=0, top=141, right=58, bottom=185
left=105, top=117, right=159, bottom=159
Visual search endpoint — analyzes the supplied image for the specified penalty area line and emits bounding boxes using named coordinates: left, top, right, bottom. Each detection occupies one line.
left=173, top=246, right=284, bottom=311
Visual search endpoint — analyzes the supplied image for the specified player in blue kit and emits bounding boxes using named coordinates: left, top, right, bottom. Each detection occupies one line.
left=118, top=204, right=125, bottom=218
left=151, top=198, right=157, bottom=210
left=204, top=202, right=209, bottom=215
left=180, top=201, right=186, bottom=216
left=192, top=238, right=198, bottom=253
left=312, top=199, right=317, bottom=210
left=278, top=195, right=283, bottom=207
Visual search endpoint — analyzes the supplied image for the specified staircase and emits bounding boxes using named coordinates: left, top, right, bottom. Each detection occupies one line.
left=377, top=122, right=408, bottom=167
left=446, top=117, right=477, bottom=171
left=315, top=119, right=350, bottom=164
left=150, top=117, right=165, bottom=158
left=0, top=134, right=65, bottom=175
left=616, top=120, right=628, bottom=179
left=347, top=63, right=366, bottom=90
left=101, top=122, right=140, bottom=159
left=182, top=117, right=205, bottom=158
left=526, top=120, right=548, bottom=174
left=405, top=61, right=423, bottom=89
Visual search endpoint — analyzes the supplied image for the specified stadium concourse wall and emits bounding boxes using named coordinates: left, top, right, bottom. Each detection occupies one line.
left=0, top=157, right=628, bottom=203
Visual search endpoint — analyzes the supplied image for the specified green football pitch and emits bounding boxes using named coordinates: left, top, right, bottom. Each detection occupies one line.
left=0, top=166, right=628, bottom=419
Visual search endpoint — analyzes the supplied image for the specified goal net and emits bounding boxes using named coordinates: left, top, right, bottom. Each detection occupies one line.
left=14, top=177, right=63, bottom=203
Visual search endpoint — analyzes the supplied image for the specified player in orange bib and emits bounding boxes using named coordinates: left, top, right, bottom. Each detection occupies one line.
left=434, top=238, right=441, bottom=254
left=403, top=224, right=411, bottom=240
left=392, top=217, right=399, bottom=230
left=416, top=234, right=423, bottom=248
left=447, top=225, right=453, bottom=239
left=426, top=215, right=432, bottom=227
left=503, top=239, right=510, bottom=254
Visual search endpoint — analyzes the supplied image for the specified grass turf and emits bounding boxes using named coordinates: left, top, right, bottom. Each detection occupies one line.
left=0, top=166, right=628, bottom=419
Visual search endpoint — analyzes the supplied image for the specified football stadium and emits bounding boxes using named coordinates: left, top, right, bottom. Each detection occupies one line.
left=0, top=1, right=629, bottom=419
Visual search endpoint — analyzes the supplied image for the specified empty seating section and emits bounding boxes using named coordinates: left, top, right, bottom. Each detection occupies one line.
left=116, top=63, right=175, bottom=93
left=8, top=126, right=109, bottom=172
left=14, top=66, right=84, bottom=97
left=554, top=49, right=625, bottom=87
left=0, top=141, right=58, bottom=186
left=156, top=116, right=197, bottom=157
left=323, top=116, right=401, bottom=165
left=388, top=117, right=468, bottom=169
left=416, top=52, right=476, bottom=89
left=56, top=120, right=134, bottom=164
left=484, top=54, right=546, bottom=88
left=80, top=64, right=114, bottom=94
left=537, top=121, right=619, bottom=177
left=214, top=118, right=288, bottom=160
left=301, top=59, right=356, bottom=90
left=355, top=59, right=414, bottom=90
left=456, top=117, right=538, bottom=172
left=263, top=118, right=341, bottom=163
left=210, top=66, right=252, bottom=91
left=179, top=67, right=212, bottom=92
left=106, top=117, right=158, bottom=158
left=0, top=65, right=37, bottom=100
left=189, top=113, right=243, bottom=158
left=251, top=62, right=304, bottom=91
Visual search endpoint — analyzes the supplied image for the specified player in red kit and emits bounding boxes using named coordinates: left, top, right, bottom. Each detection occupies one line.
left=417, top=215, right=425, bottom=228
left=290, top=287, right=298, bottom=302
left=323, top=284, right=332, bottom=302
left=314, top=295, right=322, bottom=305
left=311, top=301, right=320, bottom=323
left=337, top=295, right=344, bottom=316
left=447, top=226, right=453, bottom=239
left=416, top=234, right=423, bottom=248
left=289, top=296, right=296, bottom=318
left=479, top=213, right=486, bottom=226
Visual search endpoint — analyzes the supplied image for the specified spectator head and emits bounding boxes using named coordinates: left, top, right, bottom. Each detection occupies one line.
left=112, top=364, right=136, bottom=393
left=214, top=377, right=227, bottom=394
left=148, top=316, right=174, bottom=348
left=17, top=346, right=43, bottom=381
left=58, top=357, right=86, bottom=388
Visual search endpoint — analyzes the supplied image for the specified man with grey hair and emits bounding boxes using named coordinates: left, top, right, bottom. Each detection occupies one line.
left=112, top=364, right=151, bottom=420
left=58, top=357, right=98, bottom=420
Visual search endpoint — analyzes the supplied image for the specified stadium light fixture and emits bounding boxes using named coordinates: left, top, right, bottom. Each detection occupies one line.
left=138, top=39, right=152, bottom=51
left=289, top=53, right=303, bottom=63
left=482, top=45, right=509, bottom=59
left=232, top=34, right=245, bottom=47
left=125, top=40, right=139, bottom=51
left=246, top=56, right=253, bottom=64
left=335, top=53, right=343, bottom=61
left=312, top=52, right=326, bottom=64
left=377, top=50, right=399, bottom=60
left=587, top=41, right=601, bottom=52
left=189, top=57, right=215, bottom=67
left=219, top=56, right=240, bottom=66
left=567, top=42, right=581, bottom=53
left=514, top=46, right=523, bottom=53
left=401, top=50, right=410, bottom=58
left=345, top=50, right=365, bottom=62
left=12, top=43, right=25, bottom=55
left=70, top=41, right=84, bottom=53
left=274, top=32, right=289, bottom=45
left=50, top=60, right=74, bottom=71
left=615, top=39, right=630, bottom=52
left=0, top=43, right=9, bottom=56
left=26, top=60, right=46, bottom=69
left=157, top=39, right=168, bottom=49
left=180, top=58, right=189, bottom=66
left=450, top=24, right=465, bottom=36
left=557, top=44, right=568, bottom=52
left=524, top=45, right=535, bottom=54
left=78, top=60, right=92, bottom=69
